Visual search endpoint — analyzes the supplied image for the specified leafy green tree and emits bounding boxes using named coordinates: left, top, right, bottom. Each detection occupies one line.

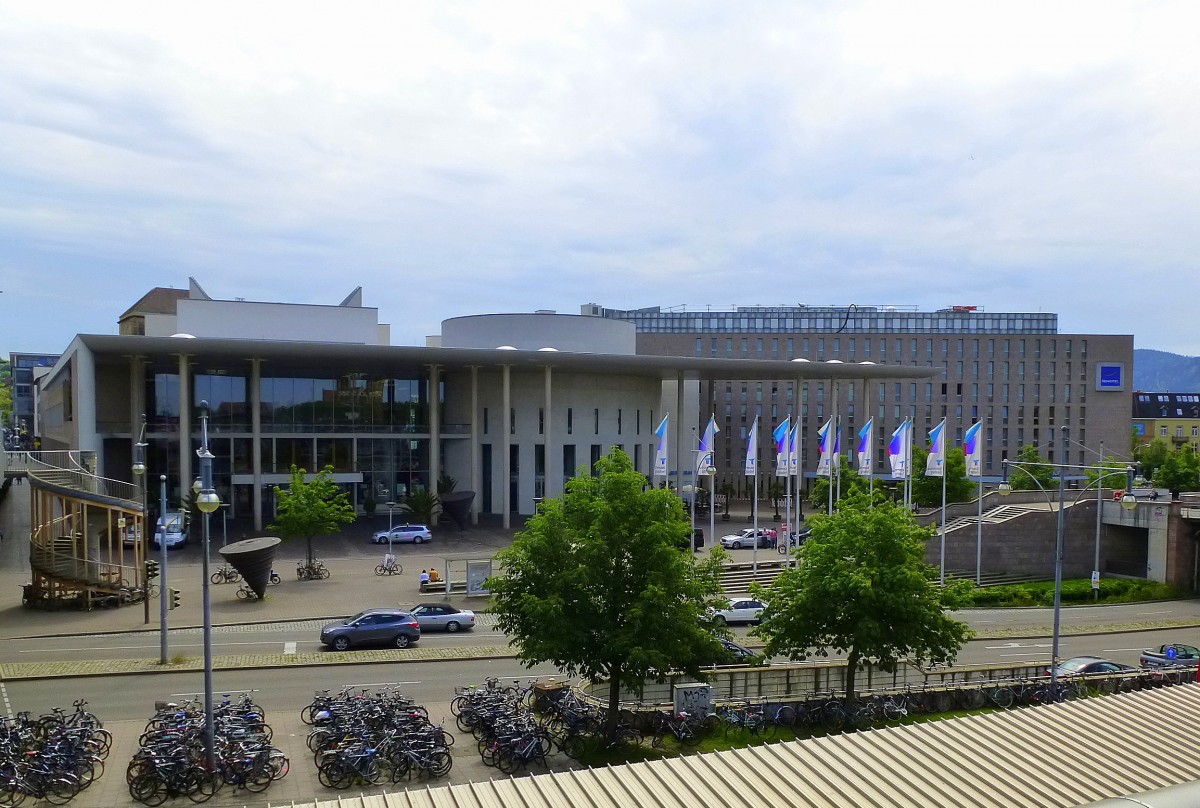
left=0, top=357, right=11, bottom=424
left=269, top=465, right=357, bottom=568
left=400, top=489, right=440, bottom=524
left=807, top=464, right=873, bottom=511
left=1153, top=446, right=1200, bottom=497
left=1007, top=444, right=1056, bottom=492
left=1083, top=457, right=1135, bottom=491
left=1134, top=438, right=1170, bottom=482
left=753, top=492, right=973, bottom=698
left=486, top=448, right=727, bottom=740
left=911, top=447, right=975, bottom=507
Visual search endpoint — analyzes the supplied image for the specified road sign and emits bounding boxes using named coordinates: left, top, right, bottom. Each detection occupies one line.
left=1091, top=570, right=1100, bottom=589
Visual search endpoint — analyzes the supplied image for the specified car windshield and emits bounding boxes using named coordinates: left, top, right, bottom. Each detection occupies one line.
left=1059, top=658, right=1094, bottom=672
left=346, top=611, right=369, bottom=623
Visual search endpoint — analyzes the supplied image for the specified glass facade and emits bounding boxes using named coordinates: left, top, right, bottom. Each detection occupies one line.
left=140, top=364, right=436, bottom=518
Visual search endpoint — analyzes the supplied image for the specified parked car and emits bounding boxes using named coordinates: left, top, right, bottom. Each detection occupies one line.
left=1139, top=643, right=1200, bottom=668
left=152, top=512, right=187, bottom=549
left=1047, top=656, right=1136, bottom=678
left=406, top=603, right=476, bottom=632
left=371, top=524, right=433, bottom=544
left=720, top=528, right=777, bottom=550
left=715, top=637, right=765, bottom=666
left=320, top=609, right=421, bottom=650
left=709, top=597, right=767, bottom=625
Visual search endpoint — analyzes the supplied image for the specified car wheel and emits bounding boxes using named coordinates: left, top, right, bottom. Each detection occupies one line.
left=414, top=536, right=423, bottom=544
left=445, top=621, right=460, bottom=633
left=331, top=636, right=351, bottom=652
left=394, top=634, right=412, bottom=649
left=712, top=614, right=727, bottom=625
left=731, top=541, right=742, bottom=549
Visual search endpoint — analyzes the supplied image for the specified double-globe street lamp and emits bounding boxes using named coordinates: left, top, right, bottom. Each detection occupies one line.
left=998, top=426, right=1138, bottom=687
left=194, top=402, right=222, bottom=771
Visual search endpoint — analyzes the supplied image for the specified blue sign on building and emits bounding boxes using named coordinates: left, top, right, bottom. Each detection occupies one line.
left=1096, top=363, right=1124, bottom=391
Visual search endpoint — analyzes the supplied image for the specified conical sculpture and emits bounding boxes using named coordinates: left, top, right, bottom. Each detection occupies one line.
left=218, top=536, right=282, bottom=599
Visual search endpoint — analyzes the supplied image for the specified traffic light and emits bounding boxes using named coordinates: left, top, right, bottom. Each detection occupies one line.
left=168, top=587, right=181, bottom=610
left=146, top=560, right=160, bottom=580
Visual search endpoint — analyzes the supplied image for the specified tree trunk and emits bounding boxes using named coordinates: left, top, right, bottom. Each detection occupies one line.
left=845, top=649, right=861, bottom=701
left=605, top=669, right=622, bottom=742
left=306, top=537, right=313, bottom=568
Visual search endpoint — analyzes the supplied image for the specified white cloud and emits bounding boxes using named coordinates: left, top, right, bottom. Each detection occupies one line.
left=1, top=1, right=1199, bottom=354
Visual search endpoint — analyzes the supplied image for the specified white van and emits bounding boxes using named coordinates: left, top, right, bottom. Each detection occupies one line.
left=154, top=512, right=187, bottom=549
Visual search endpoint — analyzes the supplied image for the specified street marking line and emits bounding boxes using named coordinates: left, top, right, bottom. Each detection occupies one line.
left=19, top=640, right=298, bottom=653
left=0, top=683, right=11, bottom=719
left=1137, top=611, right=1169, bottom=616
left=284, top=642, right=296, bottom=655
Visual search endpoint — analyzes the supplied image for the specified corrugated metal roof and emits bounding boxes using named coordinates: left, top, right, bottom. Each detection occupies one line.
left=275, top=685, right=1200, bottom=808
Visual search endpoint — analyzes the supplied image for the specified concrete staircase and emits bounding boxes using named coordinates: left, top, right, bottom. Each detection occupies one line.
left=940, top=504, right=1048, bottom=533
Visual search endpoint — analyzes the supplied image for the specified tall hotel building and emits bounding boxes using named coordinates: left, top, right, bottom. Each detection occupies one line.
left=585, top=304, right=1134, bottom=485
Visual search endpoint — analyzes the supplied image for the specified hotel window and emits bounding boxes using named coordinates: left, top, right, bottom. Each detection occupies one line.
left=510, top=408, right=515, bottom=435
left=539, top=408, right=544, bottom=435
left=594, top=408, right=599, bottom=434
left=567, top=408, right=573, bottom=434
left=617, top=409, right=622, bottom=435
left=1161, top=426, right=1168, bottom=437
left=695, top=338, right=702, bottom=356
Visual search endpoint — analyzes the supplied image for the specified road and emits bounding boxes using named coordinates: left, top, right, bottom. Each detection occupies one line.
left=6, top=600, right=1200, bottom=665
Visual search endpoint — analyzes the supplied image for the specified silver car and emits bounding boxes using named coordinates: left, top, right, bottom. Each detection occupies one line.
left=371, top=524, right=433, bottom=544
left=407, top=602, right=476, bottom=632
left=320, top=609, right=421, bottom=650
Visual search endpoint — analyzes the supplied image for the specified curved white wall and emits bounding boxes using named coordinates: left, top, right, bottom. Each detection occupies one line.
left=441, top=313, right=636, bottom=354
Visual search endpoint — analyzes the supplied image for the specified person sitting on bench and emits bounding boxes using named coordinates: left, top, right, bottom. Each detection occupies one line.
left=428, top=567, right=441, bottom=583
left=419, top=569, right=430, bottom=585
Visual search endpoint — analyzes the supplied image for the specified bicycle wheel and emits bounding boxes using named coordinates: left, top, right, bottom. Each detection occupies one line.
left=243, top=764, right=274, bottom=793
left=390, top=755, right=412, bottom=783
left=496, top=751, right=522, bottom=775
left=318, top=761, right=352, bottom=790
left=773, top=705, right=797, bottom=727
left=0, top=776, right=23, bottom=808
left=680, top=723, right=703, bottom=746
left=318, top=567, right=330, bottom=579
left=131, top=773, right=168, bottom=806
left=374, top=565, right=386, bottom=576
left=183, top=768, right=220, bottom=804
left=427, top=750, right=453, bottom=777
left=753, top=719, right=777, bottom=741
left=210, top=571, right=225, bottom=584
left=40, top=777, right=79, bottom=806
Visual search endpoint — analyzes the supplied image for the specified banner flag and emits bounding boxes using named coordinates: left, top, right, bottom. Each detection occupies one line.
left=697, top=415, right=719, bottom=476
left=926, top=419, right=947, bottom=477
left=888, top=420, right=911, bottom=479
left=857, top=419, right=874, bottom=477
left=788, top=422, right=799, bottom=477
left=653, top=414, right=669, bottom=477
left=816, top=418, right=833, bottom=478
left=964, top=420, right=983, bottom=479
left=773, top=418, right=790, bottom=476
left=744, top=417, right=758, bottom=476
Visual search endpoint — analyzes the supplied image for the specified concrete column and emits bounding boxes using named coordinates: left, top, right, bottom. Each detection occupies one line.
left=250, top=359, right=263, bottom=531
left=544, top=365, right=554, bottom=497
left=75, top=345, right=97, bottom=455
left=429, top=364, right=441, bottom=494
left=502, top=364, right=511, bottom=529
left=674, top=374, right=685, bottom=491
left=177, top=353, right=191, bottom=509
left=470, top=366, right=480, bottom=525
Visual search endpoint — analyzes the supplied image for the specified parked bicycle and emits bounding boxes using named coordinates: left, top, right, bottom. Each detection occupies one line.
left=296, top=559, right=330, bottom=581
left=375, top=555, right=403, bottom=576
left=210, top=565, right=241, bottom=584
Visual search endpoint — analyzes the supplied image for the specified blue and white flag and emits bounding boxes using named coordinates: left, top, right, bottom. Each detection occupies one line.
left=889, top=420, right=911, bottom=479
left=964, top=420, right=983, bottom=480
left=816, top=418, right=834, bottom=478
left=926, top=419, right=946, bottom=477
left=653, top=414, right=669, bottom=477
left=857, top=418, right=874, bottom=477
left=744, top=417, right=758, bottom=476
left=833, top=422, right=842, bottom=473
left=773, top=417, right=790, bottom=476
left=788, top=422, right=800, bottom=477
left=697, top=415, right=719, bottom=476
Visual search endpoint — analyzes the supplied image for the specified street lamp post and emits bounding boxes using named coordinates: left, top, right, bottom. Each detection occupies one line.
left=132, top=425, right=148, bottom=626
left=158, top=475, right=169, bottom=664
left=195, top=401, right=222, bottom=772
left=999, top=426, right=1137, bottom=688
left=385, top=501, right=396, bottom=555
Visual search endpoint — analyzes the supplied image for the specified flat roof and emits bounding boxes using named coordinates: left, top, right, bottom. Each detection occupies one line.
left=68, top=334, right=938, bottom=383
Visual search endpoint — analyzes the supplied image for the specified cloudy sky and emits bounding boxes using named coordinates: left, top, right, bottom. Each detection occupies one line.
left=2, top=1, right=1198, bottom=355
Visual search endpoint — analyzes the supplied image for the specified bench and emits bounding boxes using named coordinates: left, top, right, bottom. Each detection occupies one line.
left=419, top=580, right=467, bottom=594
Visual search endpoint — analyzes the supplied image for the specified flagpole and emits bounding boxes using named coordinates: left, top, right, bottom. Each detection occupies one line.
left=939, top=461, right=947, bottom=587
left=783, top=411, right=791, bottom=559
left=975, top=477, right=983, bottom=585
left=689, top=427, right=697, bottom=541
left=752, top=457, right=759, bottom=575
